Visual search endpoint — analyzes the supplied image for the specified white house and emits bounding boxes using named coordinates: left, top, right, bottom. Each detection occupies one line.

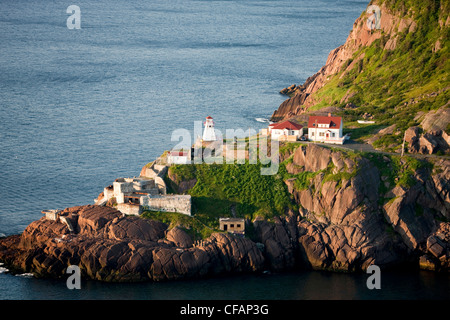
left=268, top=120, right=303, bottom=141
left=308, top=114, right=345, bottom=144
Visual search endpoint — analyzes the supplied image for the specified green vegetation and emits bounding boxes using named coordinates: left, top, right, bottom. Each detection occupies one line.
left=368, top=152, right=432, bottom=204
left=372, top=132, right=403, bottom=152
left=294, top=171, right=320, bottom=191
left=309, top=0, right=449, bottom=151
left=168, top=160, right=295, bottom=229
left=279, top=142, right=303, bottom=157
left=343, top=123, right=385, bottom=140
left=141, top=210, right=216, bottom=240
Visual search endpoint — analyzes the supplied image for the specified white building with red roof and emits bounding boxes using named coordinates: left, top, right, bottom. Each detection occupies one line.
left=167, top=150, right=191, bottom=164
left=268, top=120, right=304, bottom=141
left=308, top=113, right=345, bottom=144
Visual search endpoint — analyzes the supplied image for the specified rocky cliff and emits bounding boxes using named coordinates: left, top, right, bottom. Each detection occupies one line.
left=256, top=144, right=449, bottom=272
left=1, top=144, right=448, bottom=282
left=1, top=0, right=448, bottom=281
left=271, top=1, right=418, bottom=121
left=0, top=205, right=264, bottom=282
left=271, top=0, right=449, bottom=155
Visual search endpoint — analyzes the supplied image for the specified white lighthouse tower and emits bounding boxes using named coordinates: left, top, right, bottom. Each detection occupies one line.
left=202, top=116, right=217, bottom=141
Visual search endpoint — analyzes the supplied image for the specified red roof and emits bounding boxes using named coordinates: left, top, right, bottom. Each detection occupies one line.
left=169, top=151, right=189, bottom=156
left=308, top=115, right=342, bottom=129
left=206, top=116, right=213, bottom=119
left=270, top=120, right=303, bottom=130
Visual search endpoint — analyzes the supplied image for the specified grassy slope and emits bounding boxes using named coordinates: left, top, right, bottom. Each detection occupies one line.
left=168, top=160, right=294, bottom=222
left=308, top=0, right=449, bottom=151
left=142, top=140, right=438, bottom=238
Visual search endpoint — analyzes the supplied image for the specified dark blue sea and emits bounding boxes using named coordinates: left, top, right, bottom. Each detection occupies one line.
left=0, top=0, right=449, bottom=300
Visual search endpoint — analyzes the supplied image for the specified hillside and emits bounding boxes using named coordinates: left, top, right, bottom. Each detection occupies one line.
left=271, top=0, right=449, bottom=154
left=1, top=0, right=449, bottom=283
left=164, top=143, right=449, bottom=272
left=1, top=141, right=448, bottom=281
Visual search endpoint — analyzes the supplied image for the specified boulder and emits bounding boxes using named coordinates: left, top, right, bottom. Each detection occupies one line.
left=292, top=144, right=332, bottom=172
left=405, top=106, right=450, bottom=155
left=419, top=255, right=437, bottom=271
left=0, top=205, right=265, bottom=282
left=105, top=216, right=167, bottom=242
left=421, top=222, right=450, bottom=271
left=166, top=227, right=193, bottom=248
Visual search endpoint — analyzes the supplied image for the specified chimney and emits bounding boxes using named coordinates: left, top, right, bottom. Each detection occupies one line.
left=328, top=113, right=331, bottom=117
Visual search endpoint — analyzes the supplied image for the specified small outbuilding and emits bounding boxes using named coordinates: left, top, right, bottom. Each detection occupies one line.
left=167, top=150, right=191, bottom=164
left=219, top=217, right=245, bottom=235
left=42, top=209, right=61, bottom=221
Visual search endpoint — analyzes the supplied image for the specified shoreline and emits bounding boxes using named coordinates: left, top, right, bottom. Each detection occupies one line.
left=0, top=143, right=449, bottom=282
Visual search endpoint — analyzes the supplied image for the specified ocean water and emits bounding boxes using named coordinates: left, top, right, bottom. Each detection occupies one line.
left=0, top=0, right=448, bottom=300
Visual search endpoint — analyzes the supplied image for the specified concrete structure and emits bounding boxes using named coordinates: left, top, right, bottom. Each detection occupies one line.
left=115, top=203, right=139, bottom=216
left=96, top=161, right=191, bottom=216
left=308, top=113, right=346, bottom=144
left=141, top=194, right=191, bottom=216
left=268, top=120, right=304, bottom=141
left=202, top=116, right=217, bottom=141
left=113, top=177, right=159, bottom=204
left=219, top=217, right=245, bottom=235
left=42, top=209, right=60, bottom=221
left=167, top=150, right=191, bottom=164
left=41, top=209, right=76, bottom=232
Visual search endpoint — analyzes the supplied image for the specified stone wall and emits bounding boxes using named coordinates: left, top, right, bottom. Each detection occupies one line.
left=140, top=163, right=168, bottom=195
left=141, top=195, right=191, bottom=216
left=104, top=187, right=114, bottom=200
left=112, top=177, right=159, bottom=204
left=117, top=203, right=141, bottom=216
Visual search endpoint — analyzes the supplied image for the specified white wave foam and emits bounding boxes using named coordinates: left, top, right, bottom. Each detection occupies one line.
left=0, top=267, right=9, bottom=274
left=255, top=117, right=269, bottom=123
left=15, top=273, right=34, bottom=278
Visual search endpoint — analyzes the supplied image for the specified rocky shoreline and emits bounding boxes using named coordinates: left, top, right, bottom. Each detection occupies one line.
left=0, top=143, right=448, bottom=282
left=1, top=0, right=448, bottom=283
left=0, top=205, right=265, bottom=282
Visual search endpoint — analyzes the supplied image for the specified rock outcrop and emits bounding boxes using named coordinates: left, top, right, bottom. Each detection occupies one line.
left=0, top=205, right=264, bottom=282
left=270, top=2, right=422, bottom=121
left=1, top=145, right=448, bottom=281
left=254, top=144, right=449, bottom=272
left=404, top=106, right=450, bottom=155
left=419, top=222, right=450, bottom=271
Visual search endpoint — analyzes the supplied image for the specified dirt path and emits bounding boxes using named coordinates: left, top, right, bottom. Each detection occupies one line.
left=298, top=140, right=449, bottom=161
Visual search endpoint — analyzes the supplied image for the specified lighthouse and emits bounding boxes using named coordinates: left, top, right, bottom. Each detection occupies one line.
left=202, top=116, right=217, bottom=141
